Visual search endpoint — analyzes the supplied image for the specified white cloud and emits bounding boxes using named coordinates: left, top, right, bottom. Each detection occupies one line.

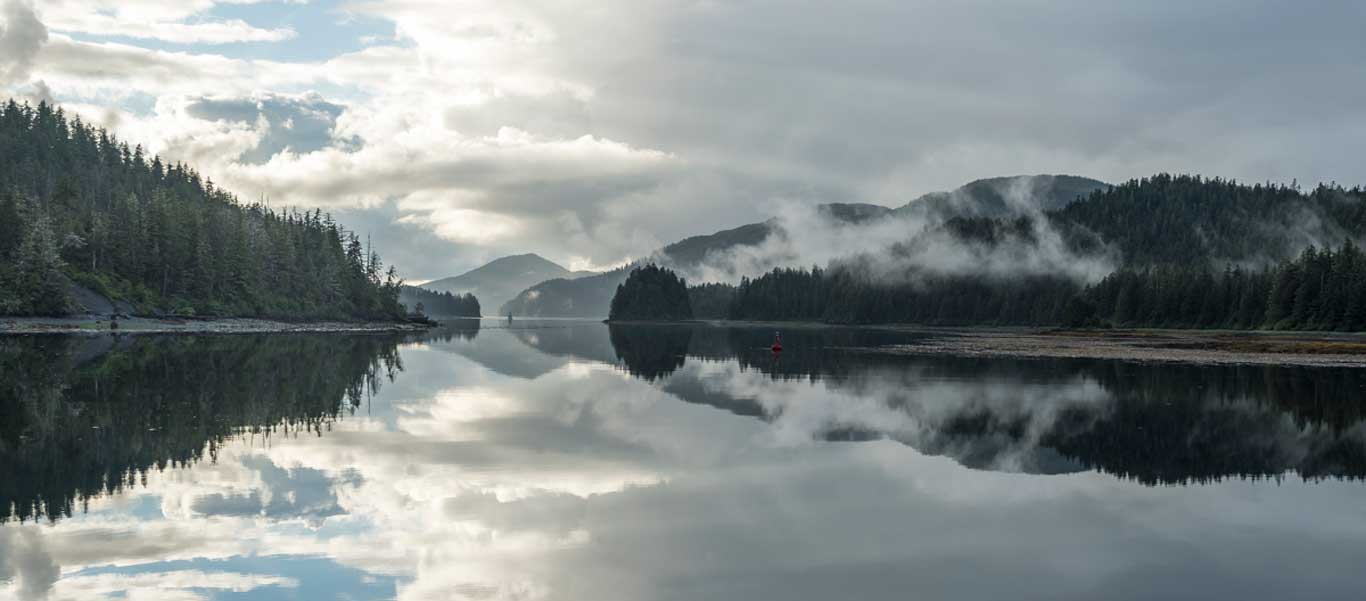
left=0, top=0, right=47, bottom=87
left=50, top=570, right=298, bottom=600
left=38, top=0, right=296, bottom=44
left=10, top=0, right=1366, bottom=279
left=0, top=526, right=60, bottom=601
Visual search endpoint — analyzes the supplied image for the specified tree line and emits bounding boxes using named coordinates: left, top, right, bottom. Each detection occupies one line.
left=0, top=100, right=405, bottom=320
left=698, top=241, right=1366, bottom=330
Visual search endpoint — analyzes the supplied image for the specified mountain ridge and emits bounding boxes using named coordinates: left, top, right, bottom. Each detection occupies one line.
left=499, top=175, right=1108, bottom=317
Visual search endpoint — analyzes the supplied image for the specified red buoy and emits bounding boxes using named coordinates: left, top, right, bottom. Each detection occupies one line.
left=771, top=332, right=783, bottom=352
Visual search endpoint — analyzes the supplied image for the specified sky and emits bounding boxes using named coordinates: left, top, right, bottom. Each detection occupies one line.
left=2, top=0, right=1366, bottom=280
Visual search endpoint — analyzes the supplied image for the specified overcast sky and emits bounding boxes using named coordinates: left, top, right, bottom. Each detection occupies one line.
left=3, top=0, right=1365, bottom=280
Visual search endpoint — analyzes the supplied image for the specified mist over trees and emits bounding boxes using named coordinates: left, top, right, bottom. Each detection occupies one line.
left=0, top=100, right=405, bottom=320
left=608, top=264, right=694, bottom=321
left=711, top=243, right=1366, bottom=330
left=629, top=175, right=1366, bottom=330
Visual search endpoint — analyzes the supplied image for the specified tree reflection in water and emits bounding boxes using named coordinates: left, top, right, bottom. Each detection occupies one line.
left=605, top=324, right=1366, bottom=486
left=0, top=333, right=405, bottom=523
left=5, top=320, right=1365, bottom=526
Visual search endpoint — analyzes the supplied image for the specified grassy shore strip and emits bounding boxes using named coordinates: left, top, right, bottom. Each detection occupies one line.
left=0, top=316, right=429, bottom=335
left=677, top=320, right=1366, bottom=367
left=871, top=327, right=1366, bottom=368
left=1033, top=328, right=1366, bottom=354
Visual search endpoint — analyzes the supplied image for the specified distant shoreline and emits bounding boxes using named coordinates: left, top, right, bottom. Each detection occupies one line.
left=866, top=327, right=1366, bottom=368
left=0, top=315, right=429, bottom=335
left=604, top=320, right=1366, bottom=368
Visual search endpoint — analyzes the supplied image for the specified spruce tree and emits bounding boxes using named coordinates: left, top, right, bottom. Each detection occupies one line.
left=16, top=209, right=70, bottom=315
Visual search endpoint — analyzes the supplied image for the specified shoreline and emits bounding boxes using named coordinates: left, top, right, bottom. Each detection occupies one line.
left=10, top=314, right=1366, bottom=366
left=871, top=327, right=1366, bottom=368
left=0, top=315, right=430, bottom=335
left=693, top=320, right=1366, bottom=368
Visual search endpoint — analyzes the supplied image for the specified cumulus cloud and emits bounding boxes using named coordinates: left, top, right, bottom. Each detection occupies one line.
left=187, top=454, right=351, bottom=523
left=0, top=0, right=47, bottom=87
left=185, top=93, right=355, bottom=164
left=0, top=527, right=60, bottom=601
left=10, top=0, right=1366, bottom=280
left=38, top=0, right=296, bottom=44
left=33, top=35, right=316, bottom=99
left=51, top=570, right=298, bottom=600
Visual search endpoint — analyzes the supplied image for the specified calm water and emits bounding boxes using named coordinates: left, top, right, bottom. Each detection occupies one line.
left=3, top=321, right=1366, bottom=600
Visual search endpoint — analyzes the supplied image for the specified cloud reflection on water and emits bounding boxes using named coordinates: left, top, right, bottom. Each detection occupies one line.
left=3, top=323, right=1366, bottom=600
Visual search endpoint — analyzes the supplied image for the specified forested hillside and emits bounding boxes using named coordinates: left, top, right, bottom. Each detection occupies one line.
left=1055, top=174, right=1366, bottom=266
left=0, top=101, right=405, bottom=319
left=640, top=176, right=1366, bottom=331
left=895, top=174, right=1108, bottom=221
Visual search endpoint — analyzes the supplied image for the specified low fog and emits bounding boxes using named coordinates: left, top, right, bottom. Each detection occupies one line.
left=679, top=177, right=1117, bottom=286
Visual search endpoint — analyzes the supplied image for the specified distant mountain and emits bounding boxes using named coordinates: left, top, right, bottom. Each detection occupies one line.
left=501, top=270, right=628, bottom=318
left=500, top=223, right=783, bottom=318
left=422, top=253, right=592, bottom=312
left=500, top=221, right=791, bottom=318
left=501, top=175, right=1108, bottom=318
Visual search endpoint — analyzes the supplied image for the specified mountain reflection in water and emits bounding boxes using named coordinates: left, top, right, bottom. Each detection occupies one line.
left=2, top=320, right=1366, bottom=600
left=601, top=324, right=1366, bottom=485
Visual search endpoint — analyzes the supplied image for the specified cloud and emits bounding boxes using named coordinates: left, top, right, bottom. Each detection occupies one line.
left=51, top=570, right=298, bottom=600
left=13, top=0, right=1366, bottom=281
left=187, top=454, right=351, bottom=523
left=0, top=0, right=47, bottom=87
left=0, top=527, right=60, bottom=601
left=185, top=93, right=354, bottom=164
left=38, top=0, right=297, bottom=44
left=680, top=177, right=1116, bottom=285
left=10, top=336, right=1366, bottom=600
left=33, top=35, right=315, bottom=98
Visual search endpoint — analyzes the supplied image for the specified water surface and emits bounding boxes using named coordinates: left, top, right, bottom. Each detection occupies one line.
left=3, top=321, right=1366, bottom=600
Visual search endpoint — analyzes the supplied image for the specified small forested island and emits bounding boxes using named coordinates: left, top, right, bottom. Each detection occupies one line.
left=0, top=101, right=406, bottom=322
left=607, top=264, right=694, bottom=321
left=398, top=285, right=481, bottom=318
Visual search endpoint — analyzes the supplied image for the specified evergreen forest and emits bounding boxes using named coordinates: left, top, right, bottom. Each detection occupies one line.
left=0, top=100, right=405, bottom=320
